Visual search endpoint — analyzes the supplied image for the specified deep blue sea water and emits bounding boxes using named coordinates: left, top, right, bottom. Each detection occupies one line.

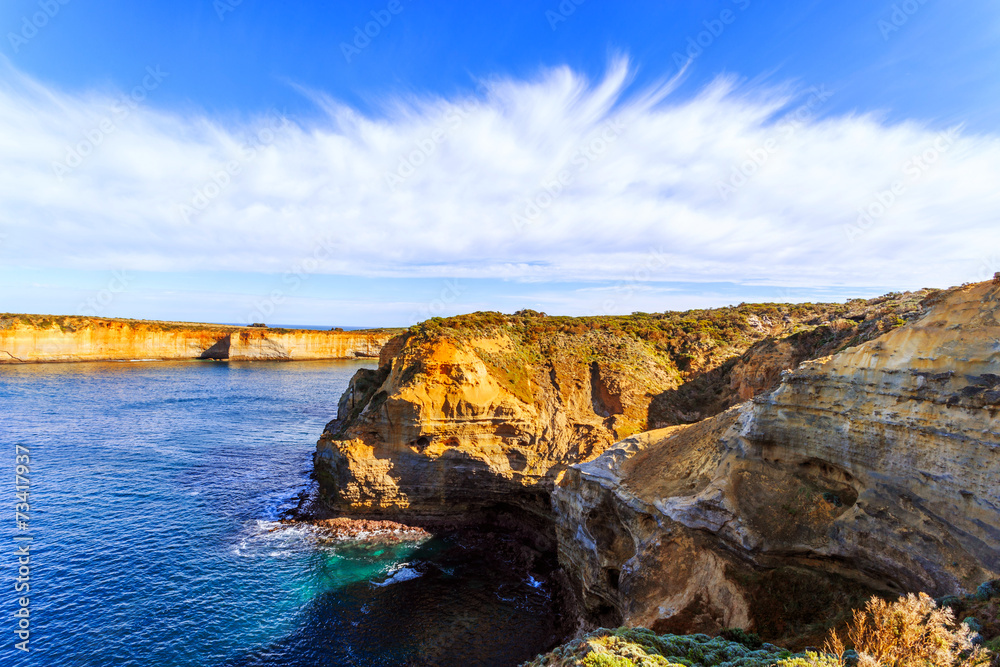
left=0, top=361, right=560, bottom=667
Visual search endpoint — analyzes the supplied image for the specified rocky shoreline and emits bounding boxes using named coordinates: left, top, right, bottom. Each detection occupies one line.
left=278, top=516, right=432, bottom=542
left=307, top=280, right=1000, bottom=651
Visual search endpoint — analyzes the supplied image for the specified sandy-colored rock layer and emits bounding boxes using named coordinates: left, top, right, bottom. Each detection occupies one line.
left=315, top=332, right=672, bottom=517
left=0, top=315, right=397, bottom=363
left=314, top=294, right=931, bottom=520
left=554, top=281, right=1000, bottom=642
left=311, top=284, right=998, bottom=644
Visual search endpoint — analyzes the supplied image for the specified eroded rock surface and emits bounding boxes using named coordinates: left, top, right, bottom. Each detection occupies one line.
left=314, top=295, right=932, bottom=520
left=310, top=287, right=996, bottom=645
left=554, top=281, right=1000, bottom=645
left=315, top=331, right=675, bottom=517
left=0, top=314, right=395, bottom=362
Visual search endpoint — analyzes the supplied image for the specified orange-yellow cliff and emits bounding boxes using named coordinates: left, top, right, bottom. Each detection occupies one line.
left=0, top=314, right=399, bottom=363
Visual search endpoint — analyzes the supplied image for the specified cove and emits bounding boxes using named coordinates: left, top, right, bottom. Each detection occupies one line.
left=0, top=360, right=562, bottom=666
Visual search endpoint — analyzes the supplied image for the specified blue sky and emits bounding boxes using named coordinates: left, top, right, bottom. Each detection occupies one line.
left=2, top=0, right=1000, bottom=326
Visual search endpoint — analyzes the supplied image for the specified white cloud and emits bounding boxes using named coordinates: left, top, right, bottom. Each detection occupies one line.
left=2, top=55, right=999, bottom=290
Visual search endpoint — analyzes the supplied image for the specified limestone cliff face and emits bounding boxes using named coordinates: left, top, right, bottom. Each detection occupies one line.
left=0, top=315, right=395, bottom=363
left=315, top=331, right=675, bottom=517
left=313, top=294, right=934, bottom=522
left=553, top=281, right=1000, bottom=644
left=310, top=290, right=985, bottom=644
left=647, top=292, right=933, bottom=428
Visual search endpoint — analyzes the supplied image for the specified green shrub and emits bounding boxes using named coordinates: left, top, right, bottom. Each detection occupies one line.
left=964, top=617, right=985, bottom=636
left=976, top=581, right=1000, bottom=602
left=522, top=626, right=816, bottom=667
left=583, top=654, right=636, bottom=667
left=719, top=628, right=764, bottom=650
left=775, top=652, right=841, bottom=667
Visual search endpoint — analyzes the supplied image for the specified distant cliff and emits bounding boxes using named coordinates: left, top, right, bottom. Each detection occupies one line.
left=0, top=314, right=400, bottom=363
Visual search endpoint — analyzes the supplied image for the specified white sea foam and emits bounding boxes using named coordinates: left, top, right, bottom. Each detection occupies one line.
left=232, top=520, right=320, bottom=558
left=372, top=565, right=421, bottom=587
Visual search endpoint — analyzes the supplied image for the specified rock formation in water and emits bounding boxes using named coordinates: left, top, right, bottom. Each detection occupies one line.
left=0, top=314, right=398, bottom=363
left=313, top=282, right=999, bottom=645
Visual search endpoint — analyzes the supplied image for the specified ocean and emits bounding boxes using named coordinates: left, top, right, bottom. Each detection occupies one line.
left=0, top=360, right=560, bottom=666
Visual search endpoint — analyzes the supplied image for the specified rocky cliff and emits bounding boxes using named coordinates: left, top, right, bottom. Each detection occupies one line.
left=315, top=328, right=675, bottom=518
left=0, top=314, right=398, bottom=363
left=312, top=284, right=999, bottom=646
left=554, top=281, right=1000, bottom=645
left=313, top=292, right=929, bottom=520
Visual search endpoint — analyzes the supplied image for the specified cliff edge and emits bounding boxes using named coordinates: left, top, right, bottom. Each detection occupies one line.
left=314, top=293, right=932, bottom=520
left=554, top=280, right=1000, bottom=644
left=311, top=284, right=999, bottom=645
left=0, top=314, right=399, bottom=363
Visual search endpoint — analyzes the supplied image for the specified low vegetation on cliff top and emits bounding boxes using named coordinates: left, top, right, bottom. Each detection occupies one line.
left=0, top=313, right=261, bottom=333
left=522, top=627, right=821, bottom=667
left=397, top=289, right=938, bottom=426
left=523, top=587, right=1000, bottom=667
left=408, top=290, right=935, bottom=376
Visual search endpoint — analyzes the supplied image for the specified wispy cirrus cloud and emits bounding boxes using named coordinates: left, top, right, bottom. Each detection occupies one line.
left=2, top=54, right=999, bottom=292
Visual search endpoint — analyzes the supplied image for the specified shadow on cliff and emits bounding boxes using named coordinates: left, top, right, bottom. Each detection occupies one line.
left=646, top=316, right=907, bottom=428
left=647, top=358, right=740, bottom=427
left=200, top=335, right=231, bottom=360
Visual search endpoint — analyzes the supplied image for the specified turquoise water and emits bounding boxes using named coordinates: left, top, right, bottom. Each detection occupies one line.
left=0, top=361, right=561, bottom=666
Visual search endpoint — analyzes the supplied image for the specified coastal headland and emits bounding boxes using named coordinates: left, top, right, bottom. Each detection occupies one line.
left=0, top=314, right=401, bottom=363
left=309, top=281, right=1000, bottom=651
